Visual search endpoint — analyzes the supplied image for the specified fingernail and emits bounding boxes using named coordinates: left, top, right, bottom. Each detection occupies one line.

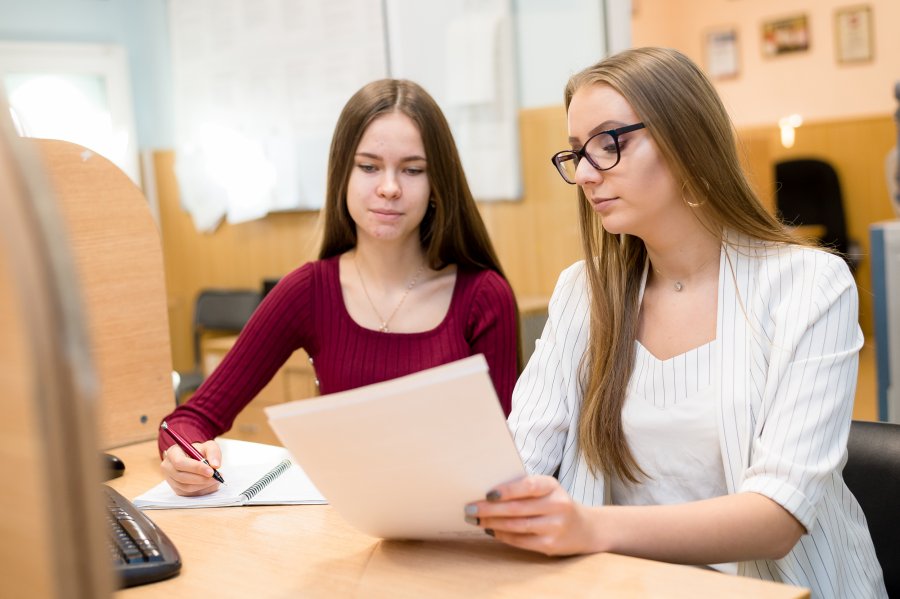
left=485, top=528, right=495, bottom=537
left=464, top=504, right=478, bottom=516
left=464, top=516, right=480, bottom=526
left=486, top=490, right=501, bottom=501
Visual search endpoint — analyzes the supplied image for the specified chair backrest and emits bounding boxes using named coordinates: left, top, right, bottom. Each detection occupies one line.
left=517, top=296, right=549, bottom=365
left=774, top=158, right=850, bottom=256
left=844, top=419, right=900, bottom=595
left=261, top=277, right=281, bottom=300
left=190, top=289, right=261, bottom=367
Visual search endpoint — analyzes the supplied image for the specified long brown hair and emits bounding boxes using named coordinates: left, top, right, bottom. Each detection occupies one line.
left=318, top=79, right=504, bottom=275
left=568, top=47, right=799, bottom=483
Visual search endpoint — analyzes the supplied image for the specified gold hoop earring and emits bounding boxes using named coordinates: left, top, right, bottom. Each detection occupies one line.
left=681, top=178, right=709, bottom=208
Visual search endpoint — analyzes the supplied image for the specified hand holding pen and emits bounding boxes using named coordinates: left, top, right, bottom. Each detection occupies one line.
left=160, top=421, right=226, bottom=487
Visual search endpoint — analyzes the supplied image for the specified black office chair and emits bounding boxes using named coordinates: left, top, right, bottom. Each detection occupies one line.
left=843, top=419, right=900, bottom=595
left=175, top=289, right=261, bottom=404
left=774, top=158, right=859, bottom=269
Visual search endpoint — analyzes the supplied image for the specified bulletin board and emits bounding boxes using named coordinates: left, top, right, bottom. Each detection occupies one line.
left=168, top=0, right=520, bottom=232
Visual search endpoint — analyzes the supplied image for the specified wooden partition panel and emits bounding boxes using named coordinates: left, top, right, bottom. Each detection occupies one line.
left=0, top=143, right=57, bottom=599
left=37, top=140, right=174, bottom=448
left=1, top=135, right=113, bottom=598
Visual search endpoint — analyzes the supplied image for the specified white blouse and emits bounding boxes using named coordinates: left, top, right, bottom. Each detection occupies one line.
left=509, top=237, right=886, bottom=597
left=611, top=339, right=738, bottom=575
left=610, top=340, right=724, bottom=507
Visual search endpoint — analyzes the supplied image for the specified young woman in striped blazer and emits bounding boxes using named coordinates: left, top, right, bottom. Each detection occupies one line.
left=465, top=47, right=886, bottom=598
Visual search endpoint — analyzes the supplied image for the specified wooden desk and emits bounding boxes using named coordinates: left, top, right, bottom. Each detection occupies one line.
left=111, top=442, right=809, bottom=598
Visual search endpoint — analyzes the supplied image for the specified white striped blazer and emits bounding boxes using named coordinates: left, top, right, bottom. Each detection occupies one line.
left=509, top=236, right=887, bottom=598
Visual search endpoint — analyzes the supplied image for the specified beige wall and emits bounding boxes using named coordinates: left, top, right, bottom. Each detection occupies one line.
left=633, top=0, right=900, bottom=127
left=632, top=0, right=899, bottom=342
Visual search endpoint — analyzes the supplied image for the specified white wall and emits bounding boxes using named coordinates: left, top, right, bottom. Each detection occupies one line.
left=0, top=0, right=634, bottom=145
left=0, top=0, right=172, bottom=149
left=514, top=0, right=631, bottom=109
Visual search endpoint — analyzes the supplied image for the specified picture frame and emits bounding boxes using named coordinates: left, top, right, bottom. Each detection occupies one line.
left=835, top=5, right=874, bottom=63
left=762, top=14, right=810, bottom=57
left=705, top=28, right=740, bottom=80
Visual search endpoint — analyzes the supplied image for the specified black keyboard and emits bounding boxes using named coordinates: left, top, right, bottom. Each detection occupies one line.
left=104, top=484, right=182, bottom=588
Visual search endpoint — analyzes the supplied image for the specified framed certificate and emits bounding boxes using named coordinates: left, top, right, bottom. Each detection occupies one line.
left=835, top=5, right=874, bottom=63
left=706, top=28, right=739, bottom=80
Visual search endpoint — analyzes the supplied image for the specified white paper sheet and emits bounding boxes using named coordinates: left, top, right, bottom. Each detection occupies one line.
left=265, top=354, right=525, bottom=540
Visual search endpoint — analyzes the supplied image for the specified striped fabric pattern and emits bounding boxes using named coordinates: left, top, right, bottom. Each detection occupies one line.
left=509, top=236, right=887, bottom=598
left=630, top=339, right=715, bottom=408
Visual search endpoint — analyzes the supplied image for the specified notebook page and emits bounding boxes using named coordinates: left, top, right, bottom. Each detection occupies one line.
left=133, top=439, right=325, bottom=508
left=247, top=461, right=325, bottom=505
left=133, top=463, right=286, bottom=508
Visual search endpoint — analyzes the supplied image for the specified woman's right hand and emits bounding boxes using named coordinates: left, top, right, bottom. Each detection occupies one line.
left=160, top=439, right=223, bottom=496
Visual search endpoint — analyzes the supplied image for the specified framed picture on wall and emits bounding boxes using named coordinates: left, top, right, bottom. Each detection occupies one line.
left=705, top=28, right=739, bottom=79
left=835, top=5, right=874, bottom=63
left=761, top=14, right=810, bottom=57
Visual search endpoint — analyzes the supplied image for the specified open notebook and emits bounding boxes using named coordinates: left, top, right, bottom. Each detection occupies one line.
left=133, top=438, right=325, bottom=509
left=265, top=354, right=526, bottom=540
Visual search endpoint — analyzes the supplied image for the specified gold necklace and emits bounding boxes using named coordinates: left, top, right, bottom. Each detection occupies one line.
left=353, top=256, right=425, bottom=333
left=651, top=252, right=719, bottom=293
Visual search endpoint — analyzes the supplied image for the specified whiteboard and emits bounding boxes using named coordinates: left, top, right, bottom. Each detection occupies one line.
left=168, top=0, right=520, bottom=231
left=384, top=0, right=521, bottom=201
left=168, top=0, right=387, bottom=230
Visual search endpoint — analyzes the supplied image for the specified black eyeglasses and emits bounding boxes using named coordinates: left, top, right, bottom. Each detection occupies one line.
left=550, top=123, right=645, bottom=184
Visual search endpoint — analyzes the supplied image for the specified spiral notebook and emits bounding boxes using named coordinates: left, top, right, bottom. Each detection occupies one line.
left=133, top=438, right=326, bottom=509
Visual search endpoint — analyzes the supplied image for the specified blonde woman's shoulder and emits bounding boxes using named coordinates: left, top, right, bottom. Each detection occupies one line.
left=555, top=260, right=589, bottom=291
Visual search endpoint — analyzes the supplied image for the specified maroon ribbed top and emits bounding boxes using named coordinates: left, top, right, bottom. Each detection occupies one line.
left=159, top=255, right=518, bottom=454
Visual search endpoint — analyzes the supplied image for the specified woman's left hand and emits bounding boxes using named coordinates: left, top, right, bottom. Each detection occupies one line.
left=464, top=475, right=601, bottom=556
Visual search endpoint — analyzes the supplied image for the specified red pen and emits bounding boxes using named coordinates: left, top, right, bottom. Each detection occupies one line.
left=160, top=421, right=225, bottom=484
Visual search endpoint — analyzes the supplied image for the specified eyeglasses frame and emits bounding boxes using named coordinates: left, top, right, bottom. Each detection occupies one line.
left=550, top=122, right=646, bottom=184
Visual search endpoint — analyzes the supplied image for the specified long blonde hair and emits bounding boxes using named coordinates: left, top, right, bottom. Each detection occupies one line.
left=568, top=47, right=798, bottom=483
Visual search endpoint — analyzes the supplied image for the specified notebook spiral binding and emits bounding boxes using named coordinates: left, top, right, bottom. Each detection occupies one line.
left=240, top=459, right=292, bottom=501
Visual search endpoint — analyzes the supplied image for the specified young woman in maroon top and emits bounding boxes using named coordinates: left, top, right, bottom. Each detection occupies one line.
left=159, top=79, right=520, bottom=496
